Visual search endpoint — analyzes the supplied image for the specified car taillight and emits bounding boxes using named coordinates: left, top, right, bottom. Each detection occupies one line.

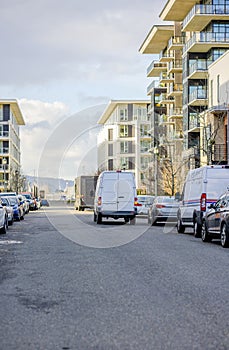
left=200, top=193, right=206, bottom=211
left=97, top=197, right=102, bottom=206
left=156, top=204, right=165, bottom=209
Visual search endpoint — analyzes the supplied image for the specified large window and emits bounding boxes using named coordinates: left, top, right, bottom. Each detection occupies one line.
left=108, top=129, right=113, bottom=141
left=119, top=107, right=128, bottom=121
left=140, top=124, right=150, bottom=137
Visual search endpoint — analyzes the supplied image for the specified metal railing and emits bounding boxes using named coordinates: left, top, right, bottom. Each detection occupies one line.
left=184, top=31, right=229, bottom=53
left=189, top=89, right=207, bottom=103
left=147, top=61, right=167, bottom=75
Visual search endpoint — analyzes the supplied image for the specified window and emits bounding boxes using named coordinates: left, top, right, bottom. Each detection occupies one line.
left=108, top=159, right=113, bottom=170
left=120, top=141, right=128, bottom=153
left=141, top=157, right=150, bottom=170
left=120, top=125, right=133, bottom=137
left=108, top=144, right=113, bottom=156
left=119, top=107, right=128, bottom=121
left=140, top=124, right=150, bottom=137
left=140, top=140, right=151, bottom=152
left=108, top=129, right=113, bottom=141
left=217, top=74, right=220, bottom=103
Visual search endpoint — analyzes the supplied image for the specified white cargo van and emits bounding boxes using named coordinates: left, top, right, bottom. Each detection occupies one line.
left=94, top=171, right=137, bottom=224
left=177, top=165, right=229, bottom=236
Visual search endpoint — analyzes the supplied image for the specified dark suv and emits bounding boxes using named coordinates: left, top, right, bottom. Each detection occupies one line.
left=202, top=192, right=229, bottom=248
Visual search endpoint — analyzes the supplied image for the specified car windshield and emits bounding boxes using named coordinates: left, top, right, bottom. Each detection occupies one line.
left=138, top=196, right=154, bottom=204
left=8, top=197, right=18, bottom=205
left=22, top=194, right=32, bottom=200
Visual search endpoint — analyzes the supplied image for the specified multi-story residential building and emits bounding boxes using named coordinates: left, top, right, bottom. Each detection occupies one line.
left=97, top=100, right=152, bottom=193
left=140, top=0, right=229, bottom=193
left=0, top=99, right=25, bottom=191
left=200, top=49, right=229, bottom=165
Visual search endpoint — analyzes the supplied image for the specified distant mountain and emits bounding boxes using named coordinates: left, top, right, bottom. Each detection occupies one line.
left=26, top=175, right=74, bottom=194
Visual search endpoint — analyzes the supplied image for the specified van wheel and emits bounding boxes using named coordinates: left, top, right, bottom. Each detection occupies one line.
left=201, top=221, right=211, bottom=242
left=193, top=218, right=201, bottom=238
left=97, top=213, right=102, bottom=224
left=221, top=224, right=229, bottom=248
left=177, top=219, right=185, bottom=234
left=130, top=217, right=136, bottom=225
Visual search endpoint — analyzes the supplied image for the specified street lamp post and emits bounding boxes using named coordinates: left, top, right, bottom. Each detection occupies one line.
left=15, top=169, right=19, bottom=194
left=2, top=158, right=7, bottom=192
left=154, top=147, right=159, bottom=196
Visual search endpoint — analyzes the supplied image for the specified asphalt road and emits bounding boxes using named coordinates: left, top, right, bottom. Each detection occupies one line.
left=0, top=202, right=228, bottom=350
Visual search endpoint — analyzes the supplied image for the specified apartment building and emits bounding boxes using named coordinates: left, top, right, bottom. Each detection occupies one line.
left=97, top=100, right=152, bottom=193
left=200, top=49, right=229, bottom=165
left=0, top=99, right=25, bottom=191
left=140, top=0, right=229, bottom=192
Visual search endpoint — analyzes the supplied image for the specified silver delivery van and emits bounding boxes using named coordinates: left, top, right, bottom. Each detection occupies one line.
left=94, top=171, right=137, bottom=224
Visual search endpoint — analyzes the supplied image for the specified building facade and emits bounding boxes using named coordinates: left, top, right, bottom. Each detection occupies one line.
left=140, top=0, right=229, bottom=192
left=97, top=100, right=152, bottom=193
left=0, top=100, right=25, bottom=192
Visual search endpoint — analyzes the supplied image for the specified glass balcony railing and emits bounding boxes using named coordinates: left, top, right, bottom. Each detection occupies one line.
left=169, top=107, right=183, bottom=117
left=168, top=36, right=186, bottom=49
left=168, top=83, right=183, bottom=94
left=0, top=148, right=9, bottom=154
left=159, top=50, right=174, bottom=61
left=189, top=89, right=207, bottom=102
left=168, top=60, right=182, bottom=71
left=189, top=60, right=207, bottom=75
left=147, top=61, right=167, bottom=76
left=184, top=31, right=229, bottom=53
left=183, top=4, right=229, bottom=30
left=0, top=131, right=9, bottom=137
left=189, top=115, right=200, bottom=129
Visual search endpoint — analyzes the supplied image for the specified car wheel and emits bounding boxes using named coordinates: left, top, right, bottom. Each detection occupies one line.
left=221, top=224, right=229, bottom=248
left=201, top=221, right=211, bottom=242
left=124, top=218, right=129, bottom=223
left=97, top=213, right=102, bottom=224
left=0, top=219, right=7, bottom=234
left=193, top=218, right=201, bottom=238
left=177, top=219, right=185, bottom=234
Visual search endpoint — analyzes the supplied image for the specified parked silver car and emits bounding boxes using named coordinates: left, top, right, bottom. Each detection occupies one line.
left=136, top=195, right=155, bottom=215
left=148, top=196, right=179, bottom=225
left=0, top=197, right=14, bottom=225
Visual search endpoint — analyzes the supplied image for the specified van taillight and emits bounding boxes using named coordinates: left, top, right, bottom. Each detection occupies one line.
left=98, top=197, right=102, bottom=206
left=200, top=193, right=206, bottom=211
left=134, top=197, right=138, bottom=206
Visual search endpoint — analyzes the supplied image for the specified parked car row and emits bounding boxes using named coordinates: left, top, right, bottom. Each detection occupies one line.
left=0, top=192, right=50, bottom=234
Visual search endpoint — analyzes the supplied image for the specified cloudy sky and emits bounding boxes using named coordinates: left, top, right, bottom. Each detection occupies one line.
left=0, top=0, right=164, bottom=179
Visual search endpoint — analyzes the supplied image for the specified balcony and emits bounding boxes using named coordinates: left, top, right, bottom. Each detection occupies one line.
left=168, top=107, right=183, bottom=119
left=168, top=83, right=183, bottom=97
left=159, top=114, right=175, bottom=126
left=147, top=61, right=167, bottom=77
left=0, top=164, right=9, bottom=171
left=183, top=32, right=229, bottom=54
left=168, top=36, right=186, bottom=51
left=167, top=130, right=183, bottom=141
left=0, top=148, right=9, bottom=155
left=188, top=60, right=208, bottom=79
left=182, top=4, right=229, bottom=32
left=188, top=115, right=200, bottom=131
left=0, top=131, right=9, bottom=138
left=168, top=60, right=183, bottom=74
left=147, top=80, right=167, bottom=95
left=189, top=89, right=208, bottom=106
left=159, top=50, right=174, bottom=63
left=159, top=72, right=174, bottom=84
left=159, top=93, right=175, bottom=105
left=212, top=143, right=227, bottom=163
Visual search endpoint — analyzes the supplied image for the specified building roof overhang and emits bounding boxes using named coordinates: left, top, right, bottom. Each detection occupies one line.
left=0, top=99, right=25, bottom=125
left=139, top=25, right=174, bottom=54
left=98, top=100, right=150, bottom=125
left=160, top=0, right=197, bottom=21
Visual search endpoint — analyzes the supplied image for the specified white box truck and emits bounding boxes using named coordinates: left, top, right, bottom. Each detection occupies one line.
left=177, top=165, right=229, bottom=237
left=94, top=171, right=137, bottom=224
left=75, top=175, right=98, bottom=211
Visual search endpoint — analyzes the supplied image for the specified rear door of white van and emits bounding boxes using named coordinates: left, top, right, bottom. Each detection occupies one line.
left=117, top=172, right=135, bottom=212
left=101, top=172, right=119, bottom=212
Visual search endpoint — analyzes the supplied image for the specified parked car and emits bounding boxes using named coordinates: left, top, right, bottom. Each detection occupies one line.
left=19, top=192, right=37, bottom=211
left=17, top=194, right=29, bottom=214
left=148, top=196, right=179, bottom=225
left=0, top=197, right=14, bottom=225
left=7, top=196, right=24, bottom=221
left=202, top=191, right=229, bottom=248
left=136, top=195, right=155, bottom=215
left=0, top=201, right=8, bottom=234
left=40, top=199, right=50, bottom=207
left=177, top=165, right=229, bottom=237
